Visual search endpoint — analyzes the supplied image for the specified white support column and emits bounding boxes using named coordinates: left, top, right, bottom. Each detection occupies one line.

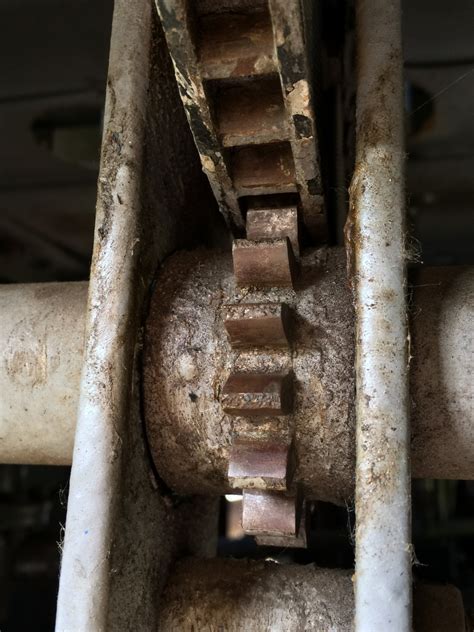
left=351, top=0, right=411, bottom=630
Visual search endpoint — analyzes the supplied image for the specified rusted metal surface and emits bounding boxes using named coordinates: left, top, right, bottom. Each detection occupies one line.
left=144, top=247, right=355, bottom=504
left=144, top=249, right=474, bottom=503
left=6, top=0, right=466, bottom=623
left=255, top=516, right=307, bottom=548
left=242, top=489, right=299, bottom=536
left=0, top=281, right=87, bottom=465
left=155, top=0, right=327, bottom=241
left=158, top=558, right=467, bottom=632
left=231, top=143, right=297, bottom=195
left=216, top=78, right=288, bottom=147
left=223, top=302, right=290, bottom=348
left=233, top=238, right=296, bottom=287
left=221, top=372, right=292, bottom=416
left=227, top=201, right=299, bottom=538
left=154, top=0, right=243, bottom=232
left=228, top=438, right=291, bottom=491
left=349, top=1, right=411, bottom=629
left=247, top=207, right=299, bottom=256
left=199, top=10, right=276, bottom=79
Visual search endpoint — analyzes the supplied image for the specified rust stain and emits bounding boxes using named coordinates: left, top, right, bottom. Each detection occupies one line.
left=345, top=171, right=364, bottom=291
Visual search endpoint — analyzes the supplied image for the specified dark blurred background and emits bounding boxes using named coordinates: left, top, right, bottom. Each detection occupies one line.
left=0, top=0, right=473, bottom=629
left=0, top=1, right=113, bottom=628
left=0, top=0, right=113, bottom=285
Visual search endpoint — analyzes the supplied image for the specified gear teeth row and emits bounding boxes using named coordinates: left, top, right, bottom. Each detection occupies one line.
left=224, top=203, right=304, bottom=545
left=225, top=206, right=303, bottom=545
left=156, top=0, right=327, bottom=242
left=156, top=0, right=314, bottom=547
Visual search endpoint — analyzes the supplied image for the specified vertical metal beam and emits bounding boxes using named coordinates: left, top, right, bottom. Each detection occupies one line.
left=350, top=1, right=411, bottom=630
left=55, top=1, right=155, bottom=628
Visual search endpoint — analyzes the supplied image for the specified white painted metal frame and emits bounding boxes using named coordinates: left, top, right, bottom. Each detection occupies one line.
left=55, top=0, right=155, bottom=628
left=351, top=0, right=411, bottom=630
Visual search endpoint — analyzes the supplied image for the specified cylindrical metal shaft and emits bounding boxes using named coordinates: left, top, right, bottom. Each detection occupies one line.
left=350, top=0, right=410, bottom=629
left=0, top=281, right=87, bottom=464
left=158, top=558, right=467, bottom=632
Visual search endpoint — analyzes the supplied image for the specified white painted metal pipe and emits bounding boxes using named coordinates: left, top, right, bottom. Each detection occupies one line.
left=0, top=282, right=87, bottom=464
left=350, top=0, right=411, bottom=630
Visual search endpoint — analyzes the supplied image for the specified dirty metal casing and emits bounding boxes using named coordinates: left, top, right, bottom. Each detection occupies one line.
left=1, top=255, right=471, bottom=497
left=143, top=248, right=474, bottom=505
left=144, top=246, right=354, bottom=505
left=155, top=0, right=327, bottom=240
left=158, top=558, right=468, bottom=632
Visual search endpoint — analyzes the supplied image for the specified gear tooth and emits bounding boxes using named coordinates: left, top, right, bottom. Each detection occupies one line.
left=232, top=238, right=296, bottom=288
